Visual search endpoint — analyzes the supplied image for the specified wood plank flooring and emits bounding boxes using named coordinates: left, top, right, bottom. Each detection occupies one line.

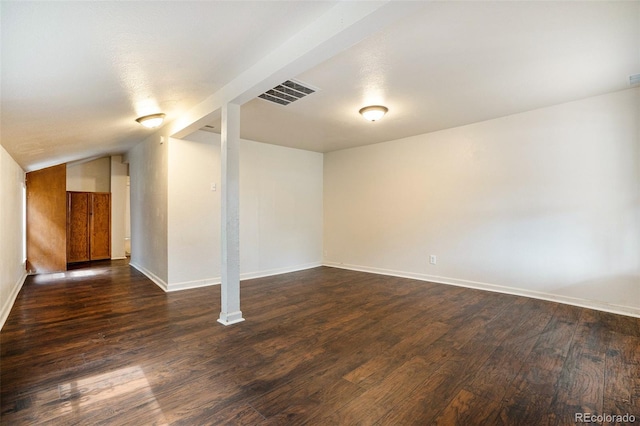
left=1, top=260, right=639, bottom=425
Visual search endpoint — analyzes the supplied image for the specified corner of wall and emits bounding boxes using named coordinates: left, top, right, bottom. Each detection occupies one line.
left=128, top=131, right=169, bottom=285
left=129, top=261, right=168, bottom=293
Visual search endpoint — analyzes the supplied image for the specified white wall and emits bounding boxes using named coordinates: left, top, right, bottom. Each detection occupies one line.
left=167, top=131, right=221, bottom=288
left=110, top=155, right=128, bottom=260
left=66, top=157, right=110, bottom=192
left=0, top=145, right=26, bottom=330
left=124, top=177, right=131, bottom=256
left=167, top=131, right=323, bottom=290
left=324, top=88, right=640, bottom=316
left=240, top=138, right=323, bottom=278
left=127, top=133, right=169, bottom=288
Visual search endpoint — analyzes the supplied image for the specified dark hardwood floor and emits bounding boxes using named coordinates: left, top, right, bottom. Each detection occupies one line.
left=1, top=260, right=638, bottom=425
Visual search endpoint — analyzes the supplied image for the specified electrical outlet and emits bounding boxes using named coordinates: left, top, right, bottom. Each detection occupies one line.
left=210, top=182, right=217, bottom=191
left=430, top=255, right=437, bottom=265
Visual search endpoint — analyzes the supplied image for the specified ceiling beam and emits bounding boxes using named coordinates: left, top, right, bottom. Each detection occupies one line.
left=168, top=1, right=423, bottom=139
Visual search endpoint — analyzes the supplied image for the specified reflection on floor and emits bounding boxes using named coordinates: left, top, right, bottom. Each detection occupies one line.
left=1, top=259, right=639, bottom=424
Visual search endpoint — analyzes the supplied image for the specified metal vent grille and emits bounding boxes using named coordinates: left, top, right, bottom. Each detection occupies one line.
left=258, top=79, right=317, bottom=106
left=200, top=124, right=217, bottom=133
left=630, top=74, right=640, bottom=87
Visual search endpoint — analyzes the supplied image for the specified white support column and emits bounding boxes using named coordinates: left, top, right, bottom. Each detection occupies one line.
left=218, top=103, right=244, bottom=326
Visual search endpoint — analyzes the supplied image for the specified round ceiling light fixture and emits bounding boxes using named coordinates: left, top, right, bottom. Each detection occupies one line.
left=359, top=105, right=388, bottom=122
left=136, top=113, right=166, bottom=129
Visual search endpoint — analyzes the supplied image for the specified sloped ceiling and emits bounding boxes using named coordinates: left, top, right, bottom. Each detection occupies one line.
left=0, top=1, right=336, bottom=171
left=2, top=1, right=639, bottom=171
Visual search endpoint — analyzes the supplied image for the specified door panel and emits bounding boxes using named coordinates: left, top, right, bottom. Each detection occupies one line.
left=26, top=164, right=67, bottom=273
left=90, top=193, right=111, bottom=260
left=67, top=192, right=90, bottom=263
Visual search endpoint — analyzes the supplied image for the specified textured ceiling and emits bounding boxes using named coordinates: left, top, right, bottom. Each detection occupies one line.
left=1, top=1, right=336, bottom=170
left=238, top=1, right=640, bottom=152
left=1, top=1, right=639, bottom=171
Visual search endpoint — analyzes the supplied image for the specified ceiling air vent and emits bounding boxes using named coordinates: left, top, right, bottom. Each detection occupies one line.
left=630, top=74, right=640, bottom=87
left=258, top=79, right=317, bottom=106
left=200, top=124, right=217, bottom=133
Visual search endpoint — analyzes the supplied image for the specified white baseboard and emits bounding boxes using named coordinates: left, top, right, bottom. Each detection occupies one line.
left=323, top=261, right=640, bottom=318
left=239, top=261, right=323, bottom=281
left=164, top=261, right=323, bottom=292
left=167, top=277, right=220, bottom=292
left=1, top=270, right=28, bottom=331
left=129, top=262, right=168, bottom=292
left=111, top=256, right=127, bottom=260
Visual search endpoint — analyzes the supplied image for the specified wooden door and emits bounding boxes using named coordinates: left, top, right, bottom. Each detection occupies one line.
left=67, top=192, right=90, bottom=263
left=90, top=193, right=111, bottom=260
left=26, top=164, right=67, bottom=273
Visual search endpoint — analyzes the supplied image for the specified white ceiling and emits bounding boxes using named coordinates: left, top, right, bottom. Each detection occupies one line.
left=240, top=1, right=640, bottom=152
left=2, top=1, right=639, bottom=171
left=0, top=0, right=336, bottom=171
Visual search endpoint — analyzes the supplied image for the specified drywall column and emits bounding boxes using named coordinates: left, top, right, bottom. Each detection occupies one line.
left=218, top=103, right=244, bottom=325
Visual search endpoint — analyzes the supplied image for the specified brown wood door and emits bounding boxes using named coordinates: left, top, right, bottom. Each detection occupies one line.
left=26, top=164, right=67, bottom=273
left=90, top=193, right=111, bottom=260
left=66, top=192, right=90, bottom=263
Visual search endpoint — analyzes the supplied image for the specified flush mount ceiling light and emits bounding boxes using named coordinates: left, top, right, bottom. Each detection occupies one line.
left=359, top=105, right=388, bottom=122
left=135, top=113, right=166, bottom=129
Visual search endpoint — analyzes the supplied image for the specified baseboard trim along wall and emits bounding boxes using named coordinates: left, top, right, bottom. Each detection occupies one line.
left=155, top=262, right=324, bottom=292
left=167, top=277, right=220, bottom=292
left=129, top=262, right=169, bottom=292
left=1, top=271, right=28, bottom=330
left=323, top=261, right=640, bottom=318
left=238, top=262, right=323, bottom=282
